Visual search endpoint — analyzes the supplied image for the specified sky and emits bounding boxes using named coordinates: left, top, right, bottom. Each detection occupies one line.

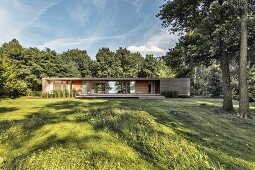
left=0, top=0, right=179, bottom=58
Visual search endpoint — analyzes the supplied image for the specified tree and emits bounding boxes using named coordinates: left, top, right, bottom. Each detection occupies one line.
left=239, top=0, right=250, bottom=118
left=139, top=55, right=159, bottom=78
left=208, top=65, right=222, bottom=97
left=62, top=49, right=92, bottom=77
left=37, top=48, right=80, bottom=78
left=1, top=40, right=81, bottom=92
left=157, top=59, right=175, bottom=78
left=0, top=50, right=27, bottom=97
left=93, top=47, right=145, bottom=78
left=93, top=47, right=121, bottom=77
left=158, top=0, right=246, bottom=112
left=115, top=47, right=143, bottom=78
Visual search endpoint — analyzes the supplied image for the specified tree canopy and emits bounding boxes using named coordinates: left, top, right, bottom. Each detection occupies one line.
left=158, top=0, right=255, bottom=113
left=0, top=39, right=173, bottom=97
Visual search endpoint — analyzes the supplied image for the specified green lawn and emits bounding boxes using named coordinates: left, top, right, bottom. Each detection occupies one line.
left=0, top=97, right=254, bottom=170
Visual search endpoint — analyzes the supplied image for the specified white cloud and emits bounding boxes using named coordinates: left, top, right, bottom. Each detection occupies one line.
left=128, top=45, right=164, bottom=54
left=127, top=28, right=179, bottom=57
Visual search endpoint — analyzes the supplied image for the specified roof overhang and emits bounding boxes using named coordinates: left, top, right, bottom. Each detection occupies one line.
left=42, top=77, right=162, bottom=81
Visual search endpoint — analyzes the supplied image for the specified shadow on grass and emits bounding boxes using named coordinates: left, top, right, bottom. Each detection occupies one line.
left=0, top=107, right=19, bottom=114
left=118, top=99, right=255, bottom=169
left=1, top=98, right=255, bottom=170
left=2, top=99, right=152, bottom=169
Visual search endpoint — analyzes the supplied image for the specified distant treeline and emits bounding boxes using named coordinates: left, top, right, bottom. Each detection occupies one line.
left=0, top=39, right=173, bottom=97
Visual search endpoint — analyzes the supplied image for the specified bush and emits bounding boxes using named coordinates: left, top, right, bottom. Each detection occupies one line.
left=26, top=91, right=42, bottom=97
left=161, top=90, right=179, bottom=98
left=29, top=90, right=77, bottom=98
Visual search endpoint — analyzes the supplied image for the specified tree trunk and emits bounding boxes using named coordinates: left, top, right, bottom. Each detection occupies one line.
left=219, top=51, right=234, bottom=112
left=239, top=0, right=250, bottom=118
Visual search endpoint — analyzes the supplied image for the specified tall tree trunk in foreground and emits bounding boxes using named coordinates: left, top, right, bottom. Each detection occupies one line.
left=219, top=48, right=234, bottom=112
left=239, top=0, right=250, bottom=118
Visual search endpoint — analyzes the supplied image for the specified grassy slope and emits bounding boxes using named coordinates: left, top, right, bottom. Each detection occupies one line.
left=0, top=97, right=254, bottom=170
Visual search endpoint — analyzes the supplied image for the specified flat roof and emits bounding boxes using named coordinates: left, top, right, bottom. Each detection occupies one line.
left=42, top=77, right=189, bottom=81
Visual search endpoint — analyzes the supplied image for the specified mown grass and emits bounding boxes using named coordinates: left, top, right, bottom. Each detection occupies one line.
left=0, top=97, right=254, bottom=169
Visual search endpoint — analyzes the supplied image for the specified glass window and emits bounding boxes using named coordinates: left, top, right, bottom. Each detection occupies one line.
left=108, top=81, right=117, bottom=94
left=66, top=81, right=72, bottom=92
left=90, top=81, right=96, bottom=94
left=82, top=81, right=87, bottom=94
left=130, top=81, right=135, bottom=93
left=89, top=81, right=135, bottom=94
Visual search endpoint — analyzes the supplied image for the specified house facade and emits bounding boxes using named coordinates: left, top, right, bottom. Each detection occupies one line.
left=42, top=78, right=190, bottom=98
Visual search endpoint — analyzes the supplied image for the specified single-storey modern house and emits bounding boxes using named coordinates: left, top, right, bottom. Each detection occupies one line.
left=42, top=78, right=190, bottom=99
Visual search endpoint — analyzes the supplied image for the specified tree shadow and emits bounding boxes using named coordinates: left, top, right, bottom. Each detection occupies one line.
left=0, top=107, right=19, bottom=114
left=1, top=98, right=255, bottom=169
left=2, top=99, right=150, bottom=169
left=118, top=99, right=255, bottom=169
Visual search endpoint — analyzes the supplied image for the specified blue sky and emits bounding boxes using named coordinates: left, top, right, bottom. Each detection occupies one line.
left=0, top=0, right=178, bottom=58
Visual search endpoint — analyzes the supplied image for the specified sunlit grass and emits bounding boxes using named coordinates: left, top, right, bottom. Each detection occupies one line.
left=0, top=97, right=254, bottom=169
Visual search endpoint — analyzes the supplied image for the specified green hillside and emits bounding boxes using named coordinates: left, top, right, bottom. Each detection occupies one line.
left=0, top=98, right=254, bottom=169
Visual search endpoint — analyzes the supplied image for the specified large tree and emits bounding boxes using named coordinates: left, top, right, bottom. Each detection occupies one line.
left=115, top=47, right=144, bottom=78
left=1, top=40, right=80, bottom=92
left=158, top=0, right=255, bottom=112
left=93, top=47, right=122, bottom=77
left=0, top=47, right=27, bottom=97
left=239, top=0, right=250, bottom=118
left=62, top=49, right=92, bottom=77
left=139, top=55, right=160, bottom=78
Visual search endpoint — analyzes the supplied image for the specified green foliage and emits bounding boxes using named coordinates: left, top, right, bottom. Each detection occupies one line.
left=62, top=49, right=92, bottom=77
left=26, top=91, right=42, bottom=97
left=208, top=66, right=223, bottom=97
left=157, top=59, right=175, bottom=78
left=0, top=40, right=81, bottom=93
left=190, top=64, right=223, bottom=97
left=248, top=65, right=255, bottom=97
left=115, top=47, right=143, bottom=78
left=139, top=55, right=159, bottom=78
left=161, top=90, right=179, bottom=98
left=158, top=0, right=255, bottom=101
left=1, top=98, right=255, bottom=169
left=92, top=47, right=147, bottom=78
left=93, top=47, right=122, bottom=77
left=0, top=52, right=27, bottom=97
left=0, top=41, right=172, bottom=97
left=43, top=90, right=76, bottom=98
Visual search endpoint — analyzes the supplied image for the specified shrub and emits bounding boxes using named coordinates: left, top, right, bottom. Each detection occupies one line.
left=39, top=90, right=76, bottom=98
left=26, top=91, right=42, bottom=97
left=161, top=90, right=179, bottom=98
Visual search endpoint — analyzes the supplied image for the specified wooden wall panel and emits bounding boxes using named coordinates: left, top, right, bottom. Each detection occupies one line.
left=54, top=81, right=62, bottom=90
left=135, top=80, right=149, bottom=94
left=160, top=78, right=190, bottom=96
left=62, top=81, right=67, bottom=90
left=72, top=80, right=82, bottom=94
left=42, top=79, right=49, bottom=92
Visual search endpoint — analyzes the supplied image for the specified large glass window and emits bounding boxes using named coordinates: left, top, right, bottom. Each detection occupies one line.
left=130, top=81, right=135, bottom=93
left=116, top=81, right=130, bottom=93
left=66, top=81, right=72, bottom=92
left=82, top=81, right=87, bottom=94
left=89, top=81, right=135, bottom=94
left=108, top=81, right=117, bottom=94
